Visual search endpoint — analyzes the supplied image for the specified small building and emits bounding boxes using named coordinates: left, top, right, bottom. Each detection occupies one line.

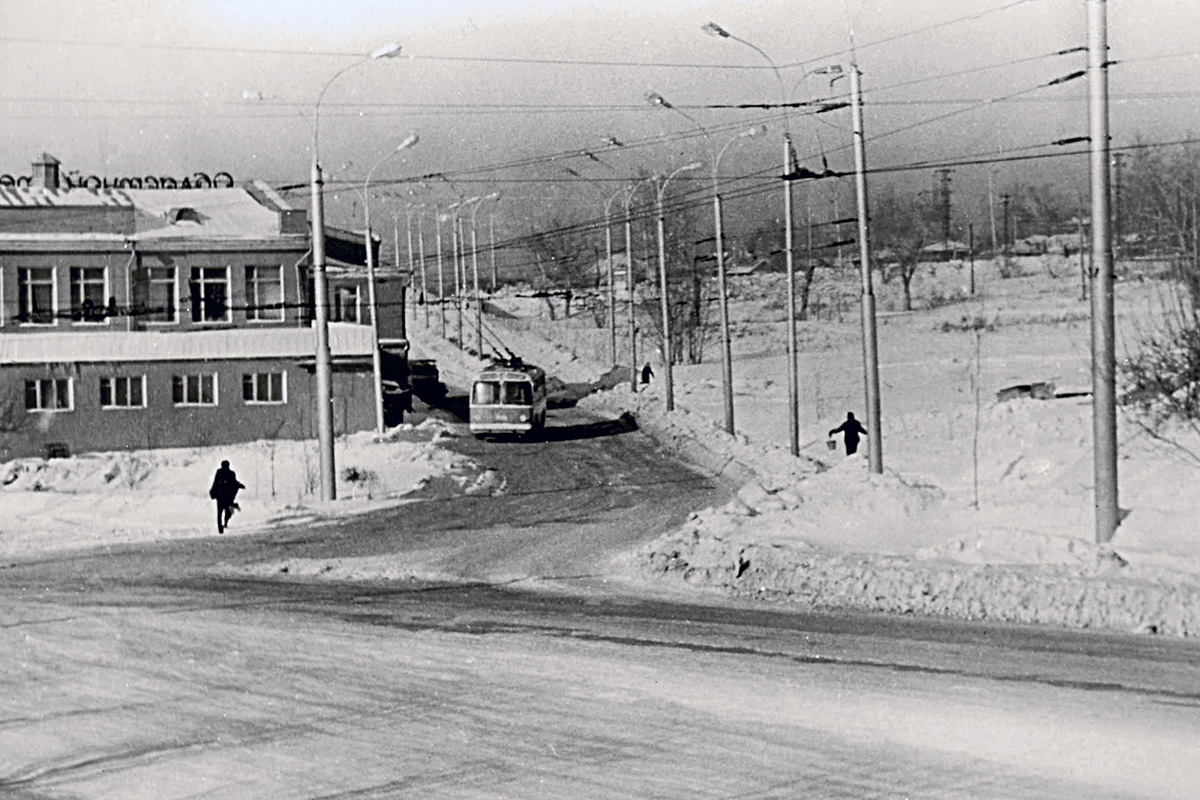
left=0, top=153, right=408, bottom=460
left=919, top=239, right=971, bottom=262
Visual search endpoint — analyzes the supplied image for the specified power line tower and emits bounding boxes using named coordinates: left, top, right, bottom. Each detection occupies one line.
left=935, top=168, right=953, bottom=244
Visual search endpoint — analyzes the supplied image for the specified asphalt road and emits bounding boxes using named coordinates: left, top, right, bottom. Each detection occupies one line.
left=2, top=407, right=1199, bottom=799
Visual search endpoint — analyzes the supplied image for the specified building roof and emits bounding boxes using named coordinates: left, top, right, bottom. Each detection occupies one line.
left=0, top=324, right=373, bottom=364
left=0, top=185, right=299, bottom=243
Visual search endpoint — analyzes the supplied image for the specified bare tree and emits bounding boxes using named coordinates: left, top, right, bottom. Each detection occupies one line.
left=872, top=184, right=932, bottom=312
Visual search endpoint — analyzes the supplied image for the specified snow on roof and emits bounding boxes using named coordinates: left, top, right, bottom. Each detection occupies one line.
left=0, top=324, right=373, bottom=364
left=0, top=185, right=297, bottom=241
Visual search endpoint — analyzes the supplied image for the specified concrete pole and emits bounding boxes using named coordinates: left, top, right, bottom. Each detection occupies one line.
left=309, top=159, right=337, bottom=500
left=489, top=214, right=498, bottom=294
left=626, top=190, right=639, bottom=393
left=435, top=210, right=446, bottom=338
left=1089, top=0, right=1119, bottom=543
left=604, top=193, right=619, bottom=368
left=363, top=221, right=385, bottom=434
left=656, top=190, right=674, bottom=412
left=784, top=135, right=800, bottom=457
left=417, top=214, right=429, bottom=330
left=714, top=191, right=734, bottom=435
left=850, top=63, right=883, bottom=474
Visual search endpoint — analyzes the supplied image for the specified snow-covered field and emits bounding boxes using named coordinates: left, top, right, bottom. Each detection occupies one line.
left=4, top=255, right=1200, bottom=635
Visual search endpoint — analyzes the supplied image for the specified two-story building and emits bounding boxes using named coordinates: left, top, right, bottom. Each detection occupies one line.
left=0, top=154, right=408, bottom=460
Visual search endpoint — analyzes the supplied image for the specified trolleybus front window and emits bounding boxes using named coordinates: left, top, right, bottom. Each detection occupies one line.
left=504, top=382, right=532, bottom=405
left=473, top=381, right=500, bottom=405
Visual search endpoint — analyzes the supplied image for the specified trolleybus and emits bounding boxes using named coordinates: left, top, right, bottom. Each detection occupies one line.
left=468, top=358, right=547, bottom=437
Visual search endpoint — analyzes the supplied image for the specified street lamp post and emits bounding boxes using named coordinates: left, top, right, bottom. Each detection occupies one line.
left=603, top=188, right=624, bottom=369
left=648, top=90, right=766, bottom=435
left=489, top=212, right=498, bottom=294
left=405, top=204, right=427, bottom=329
left=361, top=134, right=419, bottom=435
left=444, top=198, right=478, bottom=350
left=712, top=124, right=767, bottom=435
left=309, top=41, right=401, bottom=501
left=434, top=204, right=447, bottom=338
left=654, top=162, right=703, bottom=413
left=701, top=23, right=804, bottom=455
left=469, top=193, right=500, bottom=358
left=625, top=181, right=648, bottom=393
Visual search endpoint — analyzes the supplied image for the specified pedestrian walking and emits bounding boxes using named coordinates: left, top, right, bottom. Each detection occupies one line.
left=828, top=411, right=868, bottom=456
left=640, top=362, right=654, bottom=387
left=209, top=460, right=245, bottom=534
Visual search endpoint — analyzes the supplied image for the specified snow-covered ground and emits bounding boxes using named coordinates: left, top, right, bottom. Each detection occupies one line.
left=0, top=422, right=466, bottom=560
left=4, top=255, right=1200, bottom=635
left=465, top=257, right=1200, bottom=635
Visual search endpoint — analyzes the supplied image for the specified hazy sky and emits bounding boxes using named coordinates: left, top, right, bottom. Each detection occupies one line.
left=2, top=0, right=1197, bottom=240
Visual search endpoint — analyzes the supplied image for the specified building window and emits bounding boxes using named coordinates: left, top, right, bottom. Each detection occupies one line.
left=189, top=267, right=229, bottom=323
left=242, top=372, right=286, bottom=404
left=333, top=285, right=359, bottom=323
left=133, top=266, right=177, bottom=324
left=172, top=373, right=217, bottom=406
left=17, top=267, right=55, bottom=324
left=100, top=376, right=145, bottom=408
left=69, top=267, right=108, bottom=323
left=246, top=265, right=284, bottom=321
left=24, top=378, right=72, bottom=412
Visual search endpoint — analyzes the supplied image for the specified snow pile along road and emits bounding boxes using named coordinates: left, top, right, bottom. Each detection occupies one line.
left=0, top=420, right=466, bottom=560
left=584, top=371, right=1200, bottom=637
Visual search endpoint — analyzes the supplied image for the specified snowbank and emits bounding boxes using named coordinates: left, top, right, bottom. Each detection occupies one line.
left=0, top=419, right=466, bottom=559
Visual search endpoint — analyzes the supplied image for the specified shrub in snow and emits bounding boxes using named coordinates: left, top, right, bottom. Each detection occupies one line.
left=1121, top=304, right=1200, bottom=429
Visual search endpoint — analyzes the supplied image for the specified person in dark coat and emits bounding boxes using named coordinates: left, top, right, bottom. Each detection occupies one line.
left=640, top=363, right=654, bottom=387
left=828, top=412, right=868, bottom=456
left=209, top=460, right=245, bottom=534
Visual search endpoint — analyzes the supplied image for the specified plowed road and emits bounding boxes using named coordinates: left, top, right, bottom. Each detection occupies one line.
left=2, top=409, right=1198, bottom=799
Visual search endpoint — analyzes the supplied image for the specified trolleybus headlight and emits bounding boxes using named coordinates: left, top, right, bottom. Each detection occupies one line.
left=519, top=413, right=528, bottom=422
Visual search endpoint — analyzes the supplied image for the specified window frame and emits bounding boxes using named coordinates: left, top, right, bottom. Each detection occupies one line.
left=245, top=265, right=285, bottom=322
left=69, top=266, right=110, bottom=325
left=333, top=284, right=360, bottom=323
left=99, top=375, right=147, bottom=409
left=188, top=266, right=231, bottom=324
left=24, top=378, right=73, bottom=412
left=17, top=267, right=57, bottom=326
left=242, top=371, right=287, bottom=405
left=142, top=265, right=178, bottom=325
left=171, top=373, right=219, bottom=407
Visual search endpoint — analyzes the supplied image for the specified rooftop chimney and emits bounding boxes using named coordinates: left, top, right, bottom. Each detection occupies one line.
left=31, top=153, right=61, bottom=190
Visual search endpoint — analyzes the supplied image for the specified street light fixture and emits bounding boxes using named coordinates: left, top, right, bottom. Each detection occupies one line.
left=653, top=161, right=703, bottom=413
left=362, top=134, right=419, bottom=434
left=309, top=41, right=402, bottom=500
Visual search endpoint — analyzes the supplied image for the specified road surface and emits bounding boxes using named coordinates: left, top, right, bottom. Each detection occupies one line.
left=2, top=408, right=1198, bottom=799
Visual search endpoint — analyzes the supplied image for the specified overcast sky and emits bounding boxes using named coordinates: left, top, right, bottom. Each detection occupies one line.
left=2, top=1, right=1197, bottom=242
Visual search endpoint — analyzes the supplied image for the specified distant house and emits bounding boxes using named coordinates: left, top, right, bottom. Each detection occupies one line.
left=0, top=153, right=408, bottom=460
left=919, top=239, right=971, bottom=262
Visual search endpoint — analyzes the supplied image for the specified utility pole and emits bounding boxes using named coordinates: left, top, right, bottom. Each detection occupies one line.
left=968, top=222, right=976, bottom=296
left=850, top=62, right=883, bottom=474
left=936, top=168, right=953, bottom=245
left=1112, top=152, right=1126, bottom=262
left=1089, top=0, right=1119, bottom=543
left=1001, top=194, right=1011, bottom=255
